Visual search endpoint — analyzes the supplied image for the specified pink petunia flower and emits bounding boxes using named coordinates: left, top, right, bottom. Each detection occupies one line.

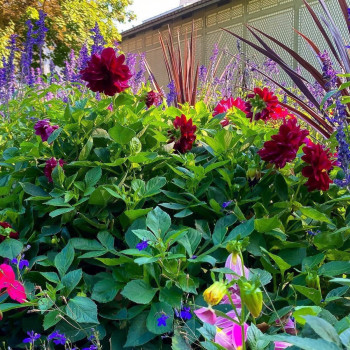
left=0, top=264, right=26, bottom=303
left=225, top=253, right=249, bottom=282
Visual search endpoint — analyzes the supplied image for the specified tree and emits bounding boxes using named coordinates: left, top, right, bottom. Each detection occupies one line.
left=0, top=0, right=135, bottom=65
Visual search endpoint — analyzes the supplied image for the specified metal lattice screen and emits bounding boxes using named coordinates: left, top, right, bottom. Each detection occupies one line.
left=122, top=0, right=350, bottom=88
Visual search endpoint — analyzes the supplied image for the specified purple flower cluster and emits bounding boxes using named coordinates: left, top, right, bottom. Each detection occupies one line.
left=23, top=331, right=41, bottom=344
left=306, top=230, right=320, bottom=236
left=318, top=50, right=337, bottom=90
left=262, top=58, right=279, bottom=76
left=175, top=306, right=192, bottom=320
left=78, top=43, right=90, bottom=71
left=21, top=20, right=35, bottom=86
left=34, top=10, right=48, bottom=64
left=11, top=255, right=29, bottom=270
left=157, top=314, right=169, bottom=327
left=332, top=100, right=350, bottom=187
left=90, top=22, right=106, bottom=56
left=166, top=80, right=177, bottom=105
left=136, top=240, right=148, bottom=251
left=199, top=65, right=207, bottom=83
left=48, top=330, right=67, bottom=345
left=132, top=53, right=146, bottom=93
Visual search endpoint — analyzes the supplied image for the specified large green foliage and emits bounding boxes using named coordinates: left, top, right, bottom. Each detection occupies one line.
left=0, top=1, right=134, bottom=65
left=0, top=84, right=350, bottom=348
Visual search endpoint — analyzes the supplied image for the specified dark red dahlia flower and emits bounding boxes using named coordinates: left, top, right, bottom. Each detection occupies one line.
left=34, top=119, right=59, bottom=142
left=0, top=222, right=19, bottom=243
left=44, top=157, right=64, bottom=183
left=301, top=142, right=337, bottom=192
left=258, top=118, right=309, bottom=168
left=169, top=114, right=197, bottom=154
left=213, top=97, right=247, bottom=126
left=80, top=47, right=132, bottom=96
left=145, top=91, right=162, bottom=108
left=245, top=87, right=279, bottom=121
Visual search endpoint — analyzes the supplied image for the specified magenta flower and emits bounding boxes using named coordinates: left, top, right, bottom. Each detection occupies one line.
left=215, top=310, right=239, bottom=329
left=274, top=341, right=292, bottom=349
left=34, top=119, right=59, bottom=142
left=194, top=307, right=217, bottom=325
left=225, top=253, right=249, bottom=282
left=214, top=322, right=248, bottom=350
left=44, top=157, right=64, bottom=183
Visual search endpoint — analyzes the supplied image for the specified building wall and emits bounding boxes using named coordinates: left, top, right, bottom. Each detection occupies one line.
left=121, top=0, right=347, bottom=88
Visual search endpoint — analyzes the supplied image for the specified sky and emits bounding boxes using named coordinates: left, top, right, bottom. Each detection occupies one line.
left=118, top=0, right=180, bottom=32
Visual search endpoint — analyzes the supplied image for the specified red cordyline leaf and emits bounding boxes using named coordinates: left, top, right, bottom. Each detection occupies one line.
left=159, top=22, right=199, bottom=106
left=223, top=0, right=350, bottom=138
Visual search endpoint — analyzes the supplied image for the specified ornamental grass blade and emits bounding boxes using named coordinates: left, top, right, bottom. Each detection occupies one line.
left=237, top=27, right=321, bottom=109
left=255, top=68, right=333, bottom=138
left=158, top=22, right=198, bottom=106
left=302, top=0, right=342, bottom=67
left=338, top=0, right=350, bottom=37
left=248, top=25, right=325, bottom=88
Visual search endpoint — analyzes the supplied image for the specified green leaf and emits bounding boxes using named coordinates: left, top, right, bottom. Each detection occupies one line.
left=121, top=280, right=157, bottom=304
left=293, top=285, right=322, bottom=305
left=176, top=274, right=197, bottom=294
left=247, top=323, right=269, bottom=350
left=299, top=207, right=332, bottom=224
left=49, top=207, right=75, bottom=218
left=124, top=312, right=156, bottom=347
left=261, top=247, right=291, bottom=277
left=213, top=215, right=237, bottom=245
left=85, top=167, right=102, bottom=187
left=225, top=217, right=255, bottom=242
left=293, top=306, right=322, bottom=325
left=66, top=296, right=99, bottom=324
left=144, top=177, right=166, bottom=197
left=0, top=239, right=23, bottom=259
left=97, top=231, right=115, bottom=250
left=302, top=253, right=325, bottom=272
left=264, top=334, right=340, bottom=350
left=54, top=242, right=75, bottom=278
left=159, top=286, right=183, bottom=308
left=132, top=229, right=157, bottom=243
left=40, top=272, right=60, bottom=284
left=172, top=328, right=192, bottom=350
left=43, top=310, right=61, bottom=330
left=255, top=217, right=283, bottom=233
left=79, top=137, right=93, bottom=160
left=274, top=174, right=288, bottom=201
left=20, top=182, right=50, bottom=197
left=146, top=302, right=173, bottom=334
left=318, top=261, right=350, bottom=277
left=91, top=278, right=120, bottom=303
left=109, top=123, right=136, bottom=145
left=61, top=269, right=82, bottom=297
left=303, top=316, right=341, bottom=346
left=146, top=207, right=171, bottom=237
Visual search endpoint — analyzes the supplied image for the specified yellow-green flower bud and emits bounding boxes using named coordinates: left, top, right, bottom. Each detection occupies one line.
left=306, top=272, right=320, bottom=289
left=203, top=281, right=227, bottom=306
left=241, top=282, right=263, bottom=318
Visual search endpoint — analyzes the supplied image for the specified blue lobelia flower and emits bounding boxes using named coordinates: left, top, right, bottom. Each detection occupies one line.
left=136, top=240, right=149, bottom=251
left=23, top=330, right=41, bottom=344
left=48, top=330, right=67, bottom=345
left=157, top=314, right=169, bottom=327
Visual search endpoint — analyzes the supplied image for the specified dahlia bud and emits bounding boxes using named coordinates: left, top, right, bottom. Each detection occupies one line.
left=305, top=272, right=320, bottom=289
left=240, top=282, right=263, bottom=318
left=226, top=241, right=241, bottom=255
left=203, top=281, right=227, bottom=306
left=247, top=167, right=261, bottom=181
